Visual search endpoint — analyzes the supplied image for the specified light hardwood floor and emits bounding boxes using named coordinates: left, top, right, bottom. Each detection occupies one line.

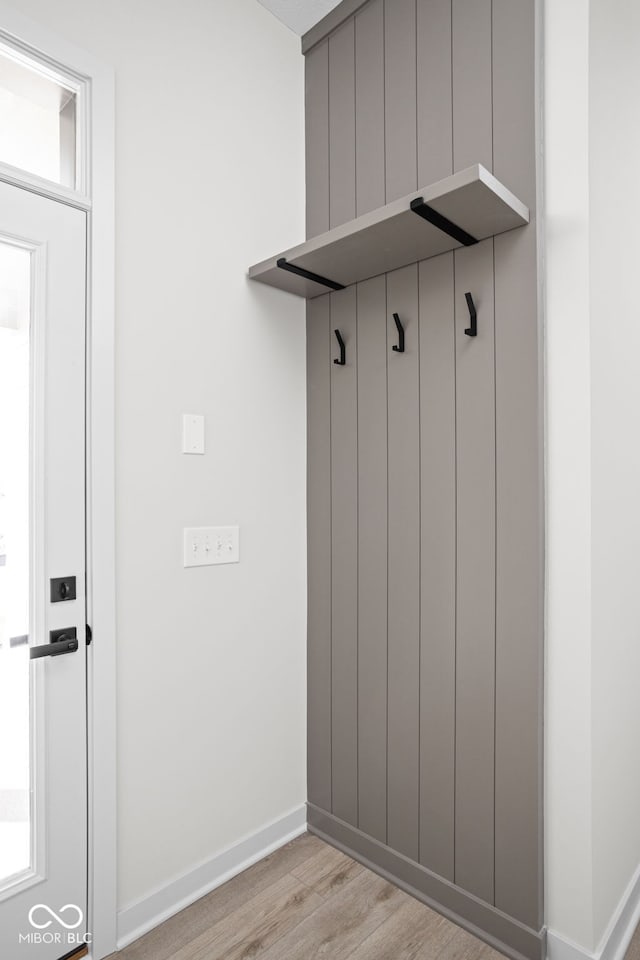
left=108, top=834, right=508, bottom=960
left=626, top=923, right=640, bottom=960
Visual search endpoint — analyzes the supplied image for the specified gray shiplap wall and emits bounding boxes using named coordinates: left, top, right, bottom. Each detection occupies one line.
left=305, top=0, right=542, bottom=954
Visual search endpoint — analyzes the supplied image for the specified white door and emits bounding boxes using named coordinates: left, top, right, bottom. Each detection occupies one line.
left=0, top=180, right=88, bottom=958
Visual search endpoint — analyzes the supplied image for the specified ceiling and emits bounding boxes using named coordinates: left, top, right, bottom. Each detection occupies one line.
left=257, top=0, right=344, bottom=36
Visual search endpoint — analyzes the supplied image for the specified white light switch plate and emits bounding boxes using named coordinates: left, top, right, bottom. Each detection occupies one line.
left=183, top=526, right=240, bottom=567
left=182, top=414, right=205, bottom=454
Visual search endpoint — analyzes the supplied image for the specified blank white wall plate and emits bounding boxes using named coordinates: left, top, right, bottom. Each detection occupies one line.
left=182, top=414, right=205, bottom=454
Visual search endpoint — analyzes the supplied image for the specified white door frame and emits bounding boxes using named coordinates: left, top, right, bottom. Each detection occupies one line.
left=0, top=7, right=117, bottom=959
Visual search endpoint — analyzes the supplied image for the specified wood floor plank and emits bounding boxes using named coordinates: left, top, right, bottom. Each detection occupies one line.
left=168, top=872, right=322, bottom=960
left=626, top=926, right=640, bottom=960
left=345, top=896, right=459, bottom=960
left=110, top=836, right=509, bottom=960
left=291, top=843, right=364, bottom=899
left=112, top=835, right=323, bottom=960
left=254, top=869, right=405, bottom=960
left=435, top=926, right=503, bottom=960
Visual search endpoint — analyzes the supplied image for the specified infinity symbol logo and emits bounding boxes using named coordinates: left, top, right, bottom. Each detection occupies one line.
left=28, top=904, right=83, bottom=930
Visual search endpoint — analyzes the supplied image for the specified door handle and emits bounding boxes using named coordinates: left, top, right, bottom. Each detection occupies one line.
left=30, top=628, right=78, bottom=660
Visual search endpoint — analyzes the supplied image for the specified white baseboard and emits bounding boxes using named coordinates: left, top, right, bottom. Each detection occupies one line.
left=547, top=862, right=640, bottom=960
left=116, top=804, right=307, bottom=951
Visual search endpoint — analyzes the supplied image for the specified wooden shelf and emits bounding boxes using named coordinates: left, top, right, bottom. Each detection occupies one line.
left=248, top=164, right=529, bottom=299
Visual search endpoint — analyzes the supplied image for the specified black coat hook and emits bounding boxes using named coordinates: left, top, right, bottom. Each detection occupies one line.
left=392, top=313, right=405, bottom=353
left=464, top=292, right=477, bottom=337
left=334, top=329, right=346, bottom=365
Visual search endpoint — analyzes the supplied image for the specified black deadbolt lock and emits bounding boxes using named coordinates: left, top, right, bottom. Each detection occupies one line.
left=50, top=576, right=77, bottom=603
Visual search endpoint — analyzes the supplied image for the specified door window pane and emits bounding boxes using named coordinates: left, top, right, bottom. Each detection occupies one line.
left=0, top=46, right=76, bottom=187
left=0, top=241, right=32, bottom=886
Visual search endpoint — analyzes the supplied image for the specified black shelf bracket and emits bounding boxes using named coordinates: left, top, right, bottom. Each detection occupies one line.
left=277, top=257, right=345, bottom=292
left=464, top=292, right=477, bottom=337
left=410, top=197, right=478, bottom=247
left=392, top=313, right=405, bottom=353
left=334, top=329, right=346, bottom=366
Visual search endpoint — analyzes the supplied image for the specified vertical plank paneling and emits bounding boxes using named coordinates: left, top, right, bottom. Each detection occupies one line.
left=492, top=0, right=536, bottom=206
left=418, top=253, right=456, bottom=881
left=305, top=0, right=541, bottom=935
left=417, top=0, right=453, bottom=185
left=454, top=239, right=495, bottom=904
left=329, top=19, right=356, bottom=228
left=493, top=225, right=541, bottom=927
left=492, top=0, right=542, bottom=929
left=384, top=0, right=417, bottom=202
left=355, top=0, right=385, bottom=216
left=307, top=295, right=332, bottom=810
left=452, top=0, right=493, bottom=172
left=386, top=264, right=420, bottom=860
left=331, top=286, right=358, bottom=825
left=357, top=275, right=388, bottom=843
left=305, top=40, right=329, bottom=239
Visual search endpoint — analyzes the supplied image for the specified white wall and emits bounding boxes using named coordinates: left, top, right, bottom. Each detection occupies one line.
left=546, top=0, right=640, bottom=953
left=589, top=0, right=640, bottom=943
left=544, top=0, right=595, bottom=949
left=11, top=0, right=307, bottom=914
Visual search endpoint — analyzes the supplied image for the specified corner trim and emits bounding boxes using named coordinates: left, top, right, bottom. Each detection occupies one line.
left=116, top=805, right=307, bottom=951
left=301, top=0, right=369, bottom=54
left=307, top=804, right=545, bottom=960
left=547, top=862, right=640, bottom=960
